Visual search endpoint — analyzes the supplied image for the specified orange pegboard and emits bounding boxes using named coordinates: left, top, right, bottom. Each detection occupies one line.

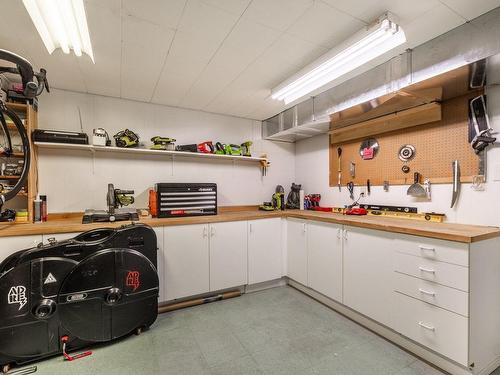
left=329, top=93, right=480, bottom=186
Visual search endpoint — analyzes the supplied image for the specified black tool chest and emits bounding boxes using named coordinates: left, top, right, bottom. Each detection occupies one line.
left=155, top=183, right=217, bottom=218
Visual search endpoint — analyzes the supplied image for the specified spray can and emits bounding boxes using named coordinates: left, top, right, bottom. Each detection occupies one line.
left=40, top=195, right=47, bottom=222
left=34, top=195, right=42, bottom=223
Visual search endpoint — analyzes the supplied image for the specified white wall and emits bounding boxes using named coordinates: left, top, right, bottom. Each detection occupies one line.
left=295, top=57, right=500, bottom=227
left=37, top=89, right=295, bottom=213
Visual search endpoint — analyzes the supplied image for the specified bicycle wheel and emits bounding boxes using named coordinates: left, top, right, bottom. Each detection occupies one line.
left=0, top=104, right=30, bottom=203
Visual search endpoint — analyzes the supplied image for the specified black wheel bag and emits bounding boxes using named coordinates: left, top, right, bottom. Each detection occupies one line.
left=0, top=223, right=159, bottom=369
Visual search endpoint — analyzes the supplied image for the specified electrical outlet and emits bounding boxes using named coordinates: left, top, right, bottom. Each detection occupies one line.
left=360, top=187, right=367, bottom=196
left=493, top=163, right=500, bottom=182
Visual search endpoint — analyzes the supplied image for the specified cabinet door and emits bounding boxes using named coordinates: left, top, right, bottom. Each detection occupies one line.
left=209, top=221, right=247, bottom=291
left=154, top=227, right=166, bottom=303
left=343, top=226, right=394, bottom=328
left=287, top=219, right=308, bottom=285
left=307, top=221, right=342, bottom=302
left=164, top=224, right=209, bottom=301
left=248, top=218, right=282, bottom=284
left=0, top=235, right=43, bottom=264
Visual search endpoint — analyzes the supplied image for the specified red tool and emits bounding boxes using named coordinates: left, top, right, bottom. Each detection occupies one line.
left=345, top=207, right=368, bottom=215
left=197, top=141, right=214, bottom=153
left=312, top=206, right=333, bottom=212
left=61, top=336, right=92, bottom=362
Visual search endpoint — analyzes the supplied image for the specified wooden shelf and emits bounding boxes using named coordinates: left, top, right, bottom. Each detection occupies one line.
left=35, top=142, right=267, bottom=163
left=0, top=152, right=24, bottom=158
left=1, top=191, right=28, bottom=197
left=5, top=102, right=28, bottom=111
left=6, top=122, right=26, bottom=130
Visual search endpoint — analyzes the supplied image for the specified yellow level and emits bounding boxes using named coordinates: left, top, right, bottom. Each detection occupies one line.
left=332, top=207, right=445, bottom=223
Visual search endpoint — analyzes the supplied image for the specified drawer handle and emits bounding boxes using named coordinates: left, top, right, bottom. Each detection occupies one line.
left=419, top=266, right=436, bottom=274
left=418, top=321, right=436, bottom=331
left=419, top=288, right=436, bottom=297
left=337, top=228, right=341, bottom=240
left=419, top=246, right=435, bottom=252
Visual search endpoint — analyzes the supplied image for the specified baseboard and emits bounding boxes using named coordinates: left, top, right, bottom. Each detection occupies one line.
left=477, top=356, right=500, bottom=375
left=287, top=279, right=476, bottom=375
left=245, top=278, right=287, bottom=293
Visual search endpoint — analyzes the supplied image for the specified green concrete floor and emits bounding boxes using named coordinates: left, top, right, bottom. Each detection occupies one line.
left=29, top=286, right=498, bottom=375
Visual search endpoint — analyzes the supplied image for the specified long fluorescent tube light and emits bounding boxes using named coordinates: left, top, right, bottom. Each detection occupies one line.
left=22, top=0, right=95, bottom=63
left=271, top=13, right=406, bottom=104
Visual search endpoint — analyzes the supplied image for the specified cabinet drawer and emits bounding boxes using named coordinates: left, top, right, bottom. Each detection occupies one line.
left=394, top=252, right=468, bottom=292
left=394, top=272, right=468, bottom=317
left=394, top=293, right=468, bottom=366
left=394, top=235, right=468, bottom=267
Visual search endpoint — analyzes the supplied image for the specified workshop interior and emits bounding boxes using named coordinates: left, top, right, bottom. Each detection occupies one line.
left=1, top=1, right=500, bottom=375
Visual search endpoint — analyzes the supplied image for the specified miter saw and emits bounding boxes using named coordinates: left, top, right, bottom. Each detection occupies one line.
left=82, top=183, right=139, bottom=223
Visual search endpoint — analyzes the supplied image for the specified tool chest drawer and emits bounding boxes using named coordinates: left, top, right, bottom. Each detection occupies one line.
left=394, top=252, right=469, bottom=292
left=394, top=293, right=468, bottom=366
left=394, top=272, right=469, bottom=317
left=394, top=235, right=469, bottom=267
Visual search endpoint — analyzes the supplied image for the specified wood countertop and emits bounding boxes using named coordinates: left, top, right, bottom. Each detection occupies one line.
left=0, top=209, right=498, bottom=243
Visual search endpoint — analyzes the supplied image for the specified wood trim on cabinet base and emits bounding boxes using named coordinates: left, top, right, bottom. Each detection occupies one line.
left=286, top=279, right=492, bottom=375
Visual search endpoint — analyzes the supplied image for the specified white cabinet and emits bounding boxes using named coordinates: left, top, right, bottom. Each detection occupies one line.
left=164, top=224, right=210, bottom=301
left=154, top=227, right=166, bottom=303
left=209, top=221, right=247, bottom=291
left=287, top=219, right=308, bottom=285
left=248, top=218, right=282, bottom=284
left=0, top=235, right=43, bottom=264
left=343, top=226, right=394, bottom=328
left=307, top=221, right=343, bottom=302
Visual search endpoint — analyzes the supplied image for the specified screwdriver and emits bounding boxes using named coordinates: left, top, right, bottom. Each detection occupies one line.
left=337, top=147, right=342, bottom=191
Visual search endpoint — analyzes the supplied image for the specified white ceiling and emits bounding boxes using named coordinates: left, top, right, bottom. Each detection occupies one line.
left=1, top=0, right=499, bottom=120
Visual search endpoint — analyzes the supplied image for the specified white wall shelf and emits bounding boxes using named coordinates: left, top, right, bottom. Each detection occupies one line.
left=34, top=142, right=267, bottom=163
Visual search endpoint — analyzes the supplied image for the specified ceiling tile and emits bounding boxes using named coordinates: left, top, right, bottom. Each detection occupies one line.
left=177, top=0, right=240, bottom=37
left=180, top=18, right=281, bottom=109
left=200, top=0, right=251, bottom=16
left=439, top=0, right=500, bottom=20
left=321, top=0, right=441, bottom=24
left=150, top=32, right=212, bottom=106
left=243, top=0, right=314, bottom=31
left=122, top=0, right=187, bottom=28
left=205, top=34, right=329, bottom=114
left=75, top=1, right=122, bottom=97
left=121, top=15, right=175, bottom=101
left=286, top=1, right=364, bottom=49
left=403, top=3, right=465, bottom=48
left=151, top=1, right=241, bottom=106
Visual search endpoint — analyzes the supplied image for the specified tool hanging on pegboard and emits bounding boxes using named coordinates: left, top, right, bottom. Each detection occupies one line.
left=359, top=138, right=379, bottom=160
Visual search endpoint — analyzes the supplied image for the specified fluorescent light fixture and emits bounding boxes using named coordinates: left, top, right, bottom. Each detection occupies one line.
left=22, top=0, right=95, bottom=63
left=271, top=13, right=406, bottom=104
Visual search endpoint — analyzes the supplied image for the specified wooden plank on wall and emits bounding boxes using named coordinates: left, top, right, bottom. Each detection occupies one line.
left=329, top=102, right=442, bottom=144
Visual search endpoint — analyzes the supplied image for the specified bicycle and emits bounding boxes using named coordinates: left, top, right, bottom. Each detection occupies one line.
left=0, top=49, right=48, bottom=216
